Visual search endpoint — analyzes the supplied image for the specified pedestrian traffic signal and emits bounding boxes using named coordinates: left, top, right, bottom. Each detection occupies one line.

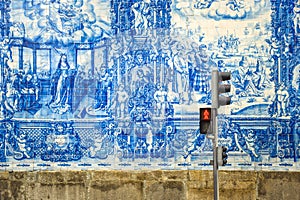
left=200, top=108, right=212, bottom=134
left=217, top=146, right=228, bottom=166
left=211, top=70, right=231, bottom=108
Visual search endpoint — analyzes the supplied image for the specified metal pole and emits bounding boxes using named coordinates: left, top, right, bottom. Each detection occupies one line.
left=212, top=108, right=219, bottom=200
left=211, top=69, right=219, bottom=200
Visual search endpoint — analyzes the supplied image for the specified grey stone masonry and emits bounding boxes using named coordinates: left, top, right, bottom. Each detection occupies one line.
left=0, top=170, right=299, bottom=200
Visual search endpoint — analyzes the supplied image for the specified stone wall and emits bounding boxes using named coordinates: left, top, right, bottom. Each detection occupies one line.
left=0, top=170, right=299, bottom=200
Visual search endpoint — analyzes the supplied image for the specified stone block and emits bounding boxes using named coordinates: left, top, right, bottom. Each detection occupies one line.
left=89, top=180, right=143, bottom=200
left=64, top=171, right=88, bottom=184
left=187, top=180, right=208, bottom=190
left=163, top=170, right=188, bottom=181
left=0, top=190, right=14, bottom=200
left=187, top=189, right=213, bottom=200
left=38, top=172, right=65, bottom=184
left=27, top=184, right=56, bottom=200
left=219, top=189, right=256, bottom=200
left=219, top=171, right=258, bottom=182
left=9, top=181, right=26, bottom=200
left=0, top=171, right=9, bottom=180
left=92, top=170, right=142, bottom=181
left=188, top=171, right=213, bottom=181
left=219, top=180, right=256, bottom=190
left=257, top=171, right=300, bottom=200
left=145, top=181, right=186, bottom=200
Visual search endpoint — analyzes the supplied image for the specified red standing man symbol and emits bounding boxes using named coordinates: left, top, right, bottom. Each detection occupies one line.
left=203, top=109, right=210, bottom=120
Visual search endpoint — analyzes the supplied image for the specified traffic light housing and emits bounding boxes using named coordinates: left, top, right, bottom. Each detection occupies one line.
left=217, top=146, right=228, bottom=166
left=199, top=108, right=212, bottom=134
left=211, top=70, right=231, bottom=108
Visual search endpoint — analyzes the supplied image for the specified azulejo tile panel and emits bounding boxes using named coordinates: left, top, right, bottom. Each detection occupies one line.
left=0, top=0, right=299, bottom=171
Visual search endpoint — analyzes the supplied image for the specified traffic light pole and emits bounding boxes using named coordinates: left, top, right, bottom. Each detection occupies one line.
left=211, top=69, right=231, bottom=200
left=211, top=69, right=219, bottom=200
left=212, top=108, right=219, bottom=200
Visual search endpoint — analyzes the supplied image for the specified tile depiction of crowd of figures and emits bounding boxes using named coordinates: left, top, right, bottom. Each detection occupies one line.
left=0, top=0, right=299, bottom=169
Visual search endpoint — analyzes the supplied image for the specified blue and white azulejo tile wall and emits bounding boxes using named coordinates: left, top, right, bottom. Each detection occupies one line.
left=0, top=0, right=299, bottom=171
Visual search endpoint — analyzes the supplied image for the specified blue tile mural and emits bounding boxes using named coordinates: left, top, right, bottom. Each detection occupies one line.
left=0, top=0, right=299, bottom=171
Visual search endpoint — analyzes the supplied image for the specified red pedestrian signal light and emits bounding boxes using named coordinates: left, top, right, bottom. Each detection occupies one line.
left=200, top=108, right=212, bottom=134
